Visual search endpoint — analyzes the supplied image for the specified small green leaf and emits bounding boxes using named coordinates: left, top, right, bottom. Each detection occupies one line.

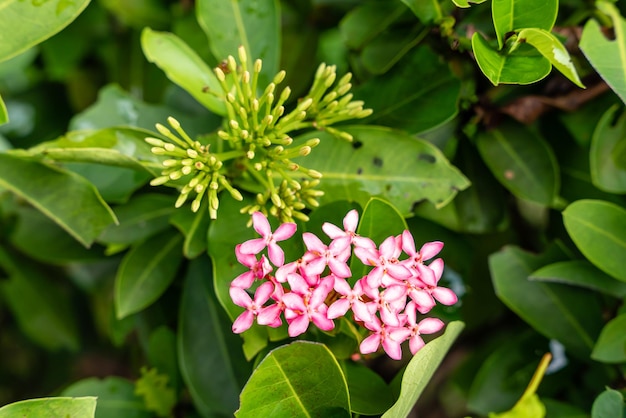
left=590, top=105, right=626, bottom=193
left=196, top=0, right=280, bottom=88
left=518, top=28, right=584, bottom=88
left=0, top=153, right=117, bottom=247
left=0, top=93, right=8, bottom=125
left=339, top=2, right=407, bottom=50
left=591, top=313, right=626, bottom=363
left=530, top=260, right=626, bottom=298
left=400, top=0, right=442, bottom=23
left=342, top=361, right=394, bottom=415
left=141, top=28, right=225, bottom=115
left=115, top=229, right=184, bottom=318
left=580, top=1, right=626, bottom=104
left=591, top=388, right=625, bottom=418
left=477, top=121, right=559, bottom=206
left=170, top=200, right=211, bottom=259
left=452, top=0, right=486, bottom=8
left=62, top=377, right=151, bottom=418
left=236, top=341, right=351, bottom=418
left=0, top=0, right=91, bottom=62
left=382, top=321, right=464, bottom=418
left=134, top=367, right=177, bottom=418
left=0, top=397, right=96, bottom=418
left=295, top=126, right=470, bottom=215
left=472, top=32, right=552, bottom=85
left=563, top=199, right=626, bottom=282
left=492, top=0, right=558, bottom=49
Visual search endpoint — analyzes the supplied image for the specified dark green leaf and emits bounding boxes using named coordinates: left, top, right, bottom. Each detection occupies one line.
left=0, top=153, right=117, bottom=247
left=0, top=397, right=96, bottom=418
left=342, top=360, right=394, bottom=415
left=590, top=105, right=626, bottom=193
left=295, top=126, right=470, bottom=216
left=517, top=28, right=584, bottom=88
left=530, top=260, right=626, bottom=298
left=360, top=27, right=426, bottom=76
left=62, top=377, right=151, bottom=418
left=591, top=313, right=626, bottom=363
left=490, top=246, right=603, bottom=358
left=114, top=229, right=183, bottom=318
left=562, top=199, right=626, bottom=282
left=492, top=0, right=558, bottom=49
left=580, top=2, right=626, bottom=104
left=355, top=47, right=461, bottom=133
left=0, top=0, right=91, bottom=62
left=99, top=0, right=168, bottom=29
left=170, top=201, right=211, bottom=259
left=236, top=341, right=351, bottom=418
left=543, top=399, right=589, bottom=418
left=382, top=321, right=464, bottom=417
left=147, top=326, right=180, bottom=392
left=339, top=2, right=407, bottom=50
left=477, top=120, right=559, bottom=206
left=0, top=246, right=80, bottom=351
left=472, top=33, right=551, bottom=85
left=141, top=28, right=225, bottom=115
left=400, top=0, right=442, bottom=23
left=196, top=0, right=281, bottom=88
left=591, top=388, right=625, bottom=418
left=178, top=256, right=249, bottom=417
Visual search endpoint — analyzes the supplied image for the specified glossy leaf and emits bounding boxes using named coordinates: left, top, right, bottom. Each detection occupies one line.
left=590, top=105, right=626, bottom=193
left=141, top=28, right=225, bottom=115
left=170, top=202, right=211, bottom=259
left=477, top=120, right=559, bottom=206
left=492, top=0, right=558, bottom=49
left=591, top=388, right=625, bottom=418
left=452, top=0, right=486, bottom=7
left=342, top=360, right=394, bottom=415
left=580, top=1, right=626, bottom=104
left=472, top=33, right=551, bottom=85
left=360, top=27, right=426, bottom=76
left=178, top=257, right=249, bottom=417
left=196, top=0, right=280, bottom=88
left=339, top=2, right=407, bottom=50
left=517, top=28, right=584, bottom=88
left=295, top=126, right=470, bottom=216
left=0, top=0, right=91, bottom=62
left=0, top=247, right=80, bottom=351
left=530, top=260, right=626, bottom=298
left=355, top=47, right=461, bottom=133
left=0, top=397, right=95, bottom=418
left=0, top=153, right=117, bottom=247
left=236, top=341, right=351, bottom=418
left=400, top=0, right=442, bottom=23
left=490, top=246, right=603, bottom=358
left=62, top=377, right=151, bottom=418
left=114, top=229, right=184, bottom=318
left=0, top=93, right=7, bottom=125
left=382, top=321, right=464, bottom=418
left=563, top=199, right=626, bottom=282
left=591, top=313, right=626, bottom=363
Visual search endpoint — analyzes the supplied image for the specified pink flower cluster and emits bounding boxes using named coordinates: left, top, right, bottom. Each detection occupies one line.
left=229, top=210, right=458, bottom=360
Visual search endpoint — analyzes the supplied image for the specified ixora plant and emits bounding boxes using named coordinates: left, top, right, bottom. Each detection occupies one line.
left=1, top=0, right=626, bottom=417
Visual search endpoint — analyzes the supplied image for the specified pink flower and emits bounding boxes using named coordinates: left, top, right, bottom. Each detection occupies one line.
left=355, top=235, right=412, bottom=288
left=359, top=316, right=411, bottom=360
left=302, top=232, right=351, bottom=278
left=404, top=301, right=444, bottom=354
left=322, top=209, right=374, bottom=250
left=230, top=281, right=275, bottom=333
left=327, top=277, right=373, bottom=323
left=282, top=274, right=335, bottom=337
left=416, top=258, right=458, bottom=306
left=239, top=212, right=296, bottom=266
left=231, top=246, right=272, bottom=289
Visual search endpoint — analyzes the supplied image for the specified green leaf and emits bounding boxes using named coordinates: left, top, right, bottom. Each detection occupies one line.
left=196, top=0, right=280, bottom=88
left=62, top=377, right=151, bottom=418
left=530, top=260, right=626, bottom=298
left=472, top=32, right=552, bottom=85
left=178, top=256, right=249, bottom=417
left=236, top=341, right=351, bottom=418
left=146, top=326, right=180, bottom=392
left=489, top=246, right=603, bottom=358
left=99, top=194, right=176, bottom=246
left=134, top=367, right=177, bottom=418
left=342, top=360, right=394, bottom=415
left=339, top=2, right=407, bottom=50
left=591, top=388, right=625, bottom=418
left=382, top=321, right=464, bottom=418
left=492, top=0, right=558, bottom=49
left=295, top=125, right=470, bottom=216
left=360, top=26, right=427, bottom=76
left=563, top=199, right=626, bottom=282
left=170, top=201, right=211, bottom=259
left=489, top=394, right=546, bottom=418
left=115, top=229, right=183, bottom=318
left=141, top=28, right=225, bottom=115
left=517, top=28, right=584, bottom=88
left=0, top=246, right=80, bottom=351
left=580, top=1, right=626, bottom=104
left=0, top=0, right=91, bottom=62
left=355, top=47, right=461, bottom=133
left=0, top=93, right=7, bottom=125
left=0, top=153, right=117, bottom=247
left=476, top=120, right=559, bottom=206
left=452, top=0, right=486, bottom=7
left=400, top=0, right=442, bottom=23
left=591, top=313, right=626, bottom=363
left=0, top=397, right=96, bottom=418
left=590, top=105, right=626, bottom=193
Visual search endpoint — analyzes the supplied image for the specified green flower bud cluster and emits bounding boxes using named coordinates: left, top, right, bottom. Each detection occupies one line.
left=147, top=46, right=371, bottom=222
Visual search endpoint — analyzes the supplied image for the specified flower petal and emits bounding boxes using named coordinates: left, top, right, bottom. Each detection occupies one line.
left=420, top=241, right=443, bottom=261
left=239, top=238, right=267, bottom=255
left=343, top=209, right=359, bottom=232
left=328, top=299, right=350, bottom=319
left=409, top=335, right=425, bottom=355
left=229, top=287, right=252, bottom=308
left=273, top=222, right=297, bottom=241
left=232, top=311, right=254, bottom=333
left=268, top=242, right=285, bottom=266
left=288, top=314, right=310, bottom=337
left=251, top=211, right=271, bottom=237
left=359, top=333, right=381, bottom=355
left=418, top=317, right=445, bottom=334
left=322, top=222, right=344, bottom=239
left=432, top=287, right=458, bottom=305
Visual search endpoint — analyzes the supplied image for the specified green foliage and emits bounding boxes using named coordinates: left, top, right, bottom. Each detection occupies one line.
left=0, top=397, right=96, bottom=418
left=134, top=367, right=177, bottom=418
